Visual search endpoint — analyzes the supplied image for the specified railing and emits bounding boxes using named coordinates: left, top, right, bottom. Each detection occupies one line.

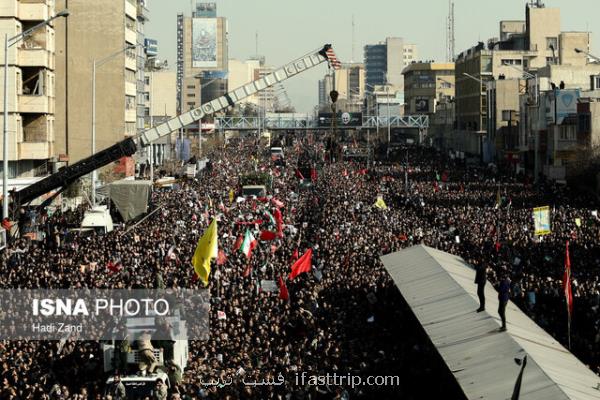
left=215, top=115, right=430, bottom=131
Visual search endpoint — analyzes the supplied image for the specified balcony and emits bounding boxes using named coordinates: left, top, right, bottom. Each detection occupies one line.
left=125, top=27, right=137, bottom=45
left=0, top=1, right=17, bottom=18
left=19, top=1, right=49, bottom=21
left=125, top=0, right=137, bottom=18
left=19, top=141, right=49, bottom=159
left=125, top=109, right=137, bottom=122
left=125, top=81, right=136, bottom=96
left=19, top=48, right=52, bottom=69
left=19, top=94, right=48, bottom=113
left=125, top=56, right=137, bottom=71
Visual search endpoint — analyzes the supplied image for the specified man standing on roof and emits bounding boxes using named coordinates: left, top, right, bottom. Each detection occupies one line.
left=498, top=273, right=511, bottom=332
left=474, top=263, right=487, bottom=312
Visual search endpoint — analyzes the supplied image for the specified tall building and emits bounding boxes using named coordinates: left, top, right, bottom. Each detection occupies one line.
left=0, top=0, right=58, bottom=178
left=364, top=38, right=417, bottom=91
left=176, top=2, right=228, bottom=115
left=55, top=0, right=146, bottom=166
left=135, top=0, right=148, bottom=136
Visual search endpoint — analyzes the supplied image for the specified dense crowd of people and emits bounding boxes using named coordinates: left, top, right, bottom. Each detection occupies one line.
left=0, top=136, right=599, bottom=399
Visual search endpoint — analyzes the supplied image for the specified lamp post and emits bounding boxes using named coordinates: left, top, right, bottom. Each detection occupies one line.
left=2, top=10, right=69, bottom=219
left=91, top=43, right=137, bottom=207
left=462, top=73, right=487, bottom=162
left=575, top=48, right=600, bottom=63
left=503, top=64, right=540, bottom=182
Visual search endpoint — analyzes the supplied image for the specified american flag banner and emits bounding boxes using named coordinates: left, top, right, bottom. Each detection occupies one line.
left=325, top=47, right=342, bottom=70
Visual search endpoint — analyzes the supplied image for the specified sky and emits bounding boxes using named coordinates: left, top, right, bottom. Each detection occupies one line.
left=145, top=0, right=600, bottom=113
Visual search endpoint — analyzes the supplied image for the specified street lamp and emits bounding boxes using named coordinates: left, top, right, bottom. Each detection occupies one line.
left=504, top=64, right=538, bottom=105
left=575, top=48, right=600, bottom=63
left=91, top=43, right=138, bottom=207
left=3, top=10, right=69, bottom=219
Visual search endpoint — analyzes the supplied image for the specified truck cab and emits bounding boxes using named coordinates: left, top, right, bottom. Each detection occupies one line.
left=103, top=313, right=188, bottom=398
left=80, top=205, right=113, bottom=234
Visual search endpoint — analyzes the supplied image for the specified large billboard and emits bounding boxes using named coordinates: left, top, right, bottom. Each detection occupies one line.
left=318, top=112, right=363, bottom=128
left=192, top=18, right=217, bottom=68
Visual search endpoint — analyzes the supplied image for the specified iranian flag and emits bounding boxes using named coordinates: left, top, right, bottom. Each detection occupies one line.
left=240, top=229, right=257, bottom=259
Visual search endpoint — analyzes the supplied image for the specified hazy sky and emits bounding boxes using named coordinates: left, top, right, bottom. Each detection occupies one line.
left=146, top=0, right=599, bottom=113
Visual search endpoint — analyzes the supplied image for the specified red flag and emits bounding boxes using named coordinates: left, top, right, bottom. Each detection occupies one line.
left=289, top=249, right=313, bottom=280
left=233, top=235, right=244, bottom=252
left=295, top=169, right=305, bottom=180
left=278, top=276, right=289, bottom=301
left=271, top=198, right=284, bottom=209
left=563, top=240, right=573, bottom=318
left=310, top=168, right=317, bottom=182
left=217, top=249, right=227, bottom=266
left=107, top=260, right=122, bottom=274
left=495, top=241, right=501, bottom=253
left=259, top=230, right=277, bottom=241
left=243, top=264, right=252, bottom=278
left=290, top=248, right=299, bottom=264
left=274, top=208, right=284, bottom=238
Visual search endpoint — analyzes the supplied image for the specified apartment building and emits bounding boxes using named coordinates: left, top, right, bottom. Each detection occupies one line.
left=318, top=63, right=365, bottom=112
left=403, top=62, right=455, bottom=115
left=54, top=0, right=144, bottom=167
left=454, top=1, right=589, bottom=159
left=0, top=0, right=58, bottom=178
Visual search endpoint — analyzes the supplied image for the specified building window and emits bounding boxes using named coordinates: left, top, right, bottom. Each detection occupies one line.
left=439, top=82, right=452, bottom=89
left=125, top=122, right=136, bottom=136
left=501, top=59, right=522, bottom=66
left=187, top=93, right=195, bottom=98
left=186, top=85, right=195, bottom=89
left=144, top=92, right=150, bottom=102
left=592, top=75, right=600, bottom=90
left=144, top=77, right=150, bottom=85
left=546, top=37, right=558, bottom=51
left=126, top=95, right=136, bottom=110
left=144, top=107, right=150, bottom=117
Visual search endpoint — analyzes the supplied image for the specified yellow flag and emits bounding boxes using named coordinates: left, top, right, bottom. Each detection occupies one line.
left=374, top=197, right=388, bottom=210
left=575, top=218, right=581, bottom=227
left=192, top=219, right=218, bottom=286
left=229, top=189, right=234, bottom=204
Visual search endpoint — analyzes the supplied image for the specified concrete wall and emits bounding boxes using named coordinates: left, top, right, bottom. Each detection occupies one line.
left=148, top=70, right=176, bottom=117
left=559, top=32, right=589, bottom=67
left=527, top=6, right=561, bottom=69
left=55, top=0, right=128, bottom=164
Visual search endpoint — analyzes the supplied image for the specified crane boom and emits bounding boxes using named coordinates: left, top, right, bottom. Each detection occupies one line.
left=10, top=44, right=337, bottom=212
left=139, top=46, right=329, bottom=146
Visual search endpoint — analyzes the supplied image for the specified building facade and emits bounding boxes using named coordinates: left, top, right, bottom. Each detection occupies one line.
left=364, top=37, right=417, bottom=93
left=0, top=0, right=58, bottom=178
left=177, top=2, right=228, bottom=114
left=55, top=0, right=144, bottom=166
left=403, top=62, right=455, bottom=115
left=143, top=69, right=176, bottom=164
left=454, top=2, right=589, bottom=160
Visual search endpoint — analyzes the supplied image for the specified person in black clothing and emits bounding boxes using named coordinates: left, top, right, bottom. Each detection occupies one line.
left=474, top=264, right=487, bottom=312
left=498, top=274, right=511, bottom=332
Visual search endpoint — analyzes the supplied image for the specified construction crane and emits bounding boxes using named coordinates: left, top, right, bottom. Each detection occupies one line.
left=9, top=44, right=340, bottom=218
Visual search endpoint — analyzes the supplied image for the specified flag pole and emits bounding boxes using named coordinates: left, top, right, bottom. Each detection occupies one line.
left=567, top=313, right=571, bottom=350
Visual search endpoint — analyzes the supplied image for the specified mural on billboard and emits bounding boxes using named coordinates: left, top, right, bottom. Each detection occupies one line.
left=192, top=18, right=218, bottom=68
left=415, top=98, right=429, bottom=113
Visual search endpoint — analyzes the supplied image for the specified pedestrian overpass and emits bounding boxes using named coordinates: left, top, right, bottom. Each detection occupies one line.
left=214, top=115, right=429, bottom=132
left=381, top=245, right=600, bottom=400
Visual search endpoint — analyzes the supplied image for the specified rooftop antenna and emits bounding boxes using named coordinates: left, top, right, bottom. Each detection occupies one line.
left=255, top=31, right=258, bottom=56
left=190, top=0, right=194, bottom=16
left=351, top=14, right=355, bottom=63
left=446, top=0, right=455, bottom=61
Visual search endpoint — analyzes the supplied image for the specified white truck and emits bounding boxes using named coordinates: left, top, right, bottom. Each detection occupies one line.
left=103, top=313, right=188, bottom=398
